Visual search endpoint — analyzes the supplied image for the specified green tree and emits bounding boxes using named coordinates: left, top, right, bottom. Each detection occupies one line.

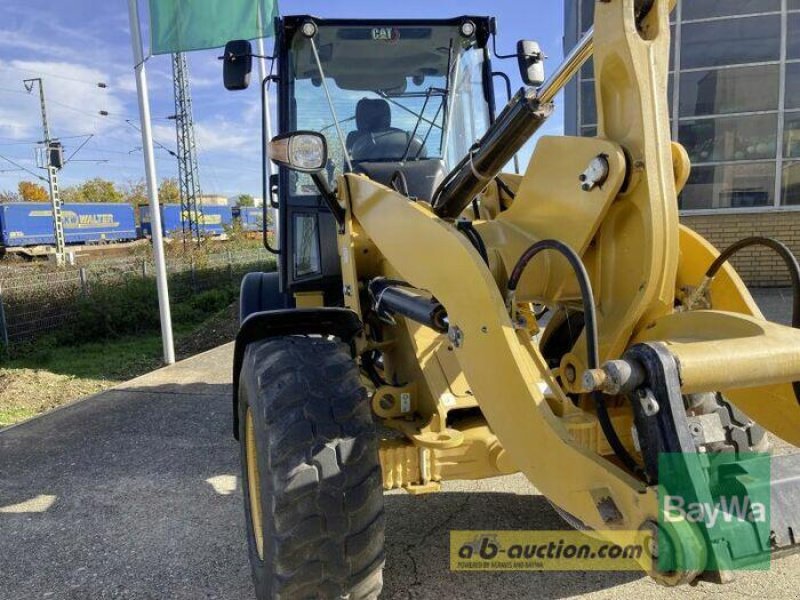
left=237, top=193, right=255, bottom=207
left=60, top=178, right=123, bottom=203
left=159, top=178, right=181, bottom=204
left=18, top=180, right=49, bottom=202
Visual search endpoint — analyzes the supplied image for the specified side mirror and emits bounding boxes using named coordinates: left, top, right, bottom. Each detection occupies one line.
left=222, top=40, right=253, bottom=91
left=268, top=131, right=328, bottom=173
left=517, top=40, right=545, bottom=87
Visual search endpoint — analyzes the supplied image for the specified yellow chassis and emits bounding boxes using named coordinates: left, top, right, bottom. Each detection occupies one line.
left=299, top=0, right=800, bottom=583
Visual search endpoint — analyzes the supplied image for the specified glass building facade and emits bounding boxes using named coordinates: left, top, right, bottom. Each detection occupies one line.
left=564, top=0, right=800, bottom=213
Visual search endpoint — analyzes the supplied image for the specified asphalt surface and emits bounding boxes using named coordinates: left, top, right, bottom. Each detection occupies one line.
left=1, top=290, right=798, bottom=599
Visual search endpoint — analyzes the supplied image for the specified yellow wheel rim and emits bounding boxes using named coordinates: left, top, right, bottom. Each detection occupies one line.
left=245, top=407, right=265, bottom=561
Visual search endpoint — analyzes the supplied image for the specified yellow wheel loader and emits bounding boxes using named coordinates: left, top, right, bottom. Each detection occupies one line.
left=222, top=1, right=800, bottom=597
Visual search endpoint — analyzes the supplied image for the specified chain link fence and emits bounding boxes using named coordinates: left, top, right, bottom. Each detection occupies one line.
left=0, top=248, right=275, bottom=349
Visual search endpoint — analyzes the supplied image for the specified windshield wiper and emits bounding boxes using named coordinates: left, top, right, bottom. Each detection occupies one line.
left=399, top=87, right=443, bottom=163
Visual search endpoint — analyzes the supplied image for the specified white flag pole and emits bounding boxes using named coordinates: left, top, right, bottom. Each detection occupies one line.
left=127, top=0, right=176, bottom=365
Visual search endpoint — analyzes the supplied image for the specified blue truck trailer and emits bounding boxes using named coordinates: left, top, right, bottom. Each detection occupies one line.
left=139, top=204, right=233, bottom=238
left=0, top=202, right=137, bottom=247
left=232, top=206, right=263, bottom=231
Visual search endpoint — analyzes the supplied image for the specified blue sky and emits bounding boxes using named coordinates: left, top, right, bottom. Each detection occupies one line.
left=0, top=1, right=565, bottom=198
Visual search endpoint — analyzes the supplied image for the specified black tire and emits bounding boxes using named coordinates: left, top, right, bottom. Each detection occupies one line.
left=239, top=272, right=295, bottom=324
left=238, top=336, right=385, bottom=599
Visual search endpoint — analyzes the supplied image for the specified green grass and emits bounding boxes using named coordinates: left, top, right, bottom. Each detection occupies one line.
left=7, top=327, right=193, bottom=380
left=0, top=407, right=39, bottom=428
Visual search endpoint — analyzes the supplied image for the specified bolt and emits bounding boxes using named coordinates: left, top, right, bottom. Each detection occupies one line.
left=637, top=388, right=659, bottom=417
left=379, top=395, right=394, bottom=411
left=480, top=326, right=488, bottom=333
left=582, top=368, right=607, bottom=392
left=564, top=364, right=577, bottom=383
left=448, top=325, right=464, bottom=348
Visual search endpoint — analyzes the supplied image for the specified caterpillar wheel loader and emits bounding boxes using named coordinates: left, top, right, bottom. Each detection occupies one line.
left=222, top=1, right=800, bottom=597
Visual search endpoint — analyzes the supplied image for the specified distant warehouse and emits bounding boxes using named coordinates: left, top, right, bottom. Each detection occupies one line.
left=564, top=0, right=800, bottom=286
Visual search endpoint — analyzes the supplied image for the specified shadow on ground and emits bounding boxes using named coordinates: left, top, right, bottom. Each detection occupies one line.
left=0, top=366, right=641, bottom=600
left=2, top=341, right=798, bottom=599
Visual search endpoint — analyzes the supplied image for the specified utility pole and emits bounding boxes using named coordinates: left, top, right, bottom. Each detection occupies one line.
left=170, top=53, right=202, bottom=245
left=23, top=78, right=65, bottom=266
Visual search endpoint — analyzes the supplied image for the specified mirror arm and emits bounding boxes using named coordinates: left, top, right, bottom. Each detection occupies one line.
left=491, top=32, right=518, bottom=60
left=311, top=172, right=345, bottom=229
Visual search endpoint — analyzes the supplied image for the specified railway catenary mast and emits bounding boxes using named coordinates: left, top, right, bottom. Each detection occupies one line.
left=170, top=52, right=203, bottom=245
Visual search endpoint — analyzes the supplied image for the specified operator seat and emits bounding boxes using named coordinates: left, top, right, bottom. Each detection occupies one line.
left=347, top=98, right=444, bottom=201
left=346, top=98, right=426, bottom=162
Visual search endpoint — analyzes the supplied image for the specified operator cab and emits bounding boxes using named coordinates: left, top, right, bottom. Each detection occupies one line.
left=222, top=16, right=541, bottom=301
left=277, top=17, right=497, bottom=298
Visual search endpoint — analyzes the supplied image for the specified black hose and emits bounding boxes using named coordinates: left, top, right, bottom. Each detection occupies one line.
left=495, top=176, right=517, bottom=202
left=705, top=236, right=800, bottom=404
left=456, top=221, right=489, bottom=266
left=508, top=239, right=647, bottom=478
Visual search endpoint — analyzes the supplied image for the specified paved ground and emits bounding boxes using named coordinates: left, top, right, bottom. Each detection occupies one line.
left=1, top=290, right=798, bottom=599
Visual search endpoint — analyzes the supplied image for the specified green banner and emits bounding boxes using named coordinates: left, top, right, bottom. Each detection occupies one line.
left=148, top=0, right=278, bottom=55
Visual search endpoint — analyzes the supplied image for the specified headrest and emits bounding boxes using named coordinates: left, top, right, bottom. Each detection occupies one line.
left=356, top=98, right=391, bottom=132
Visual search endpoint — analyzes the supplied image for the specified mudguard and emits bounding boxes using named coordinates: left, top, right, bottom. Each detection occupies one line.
left=231, top=306, right=363, bottom=438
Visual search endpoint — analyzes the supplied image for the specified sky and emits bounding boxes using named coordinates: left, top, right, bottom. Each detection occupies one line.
left=0, top=0, right=565, bottom=199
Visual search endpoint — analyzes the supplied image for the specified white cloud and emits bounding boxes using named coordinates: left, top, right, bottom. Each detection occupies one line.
left=0, top=59, right=129, bottom=141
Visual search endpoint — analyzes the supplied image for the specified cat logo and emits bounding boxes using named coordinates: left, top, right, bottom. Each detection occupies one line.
left=372, top=27, right=399, bottom=43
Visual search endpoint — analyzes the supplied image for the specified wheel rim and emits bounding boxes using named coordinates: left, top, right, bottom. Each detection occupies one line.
left=245, top=407, right=265, bottom=561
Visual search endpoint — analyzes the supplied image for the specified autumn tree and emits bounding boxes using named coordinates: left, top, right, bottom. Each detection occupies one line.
left=158, top=178, right=181, bottom=204
left=18, top=180, right=49, bottom=202
left=122, top=179, right=148, bottom=206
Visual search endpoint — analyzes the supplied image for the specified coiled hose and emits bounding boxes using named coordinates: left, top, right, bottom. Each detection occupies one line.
left=507, top=239, right=647, bottom=479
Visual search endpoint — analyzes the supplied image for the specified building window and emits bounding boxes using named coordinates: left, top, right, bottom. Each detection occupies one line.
left=679, top=114, right=778, bottom=163
left=681, top=163, right=775, bottom=210
left=683, top=1, right=780, bottom=21
left=681, top=16, right=780, bottom=69
left=569, top=0, right=798, bottom=212
left=782, top=162, right=800, bottom=205
left=581, top=80, right=596, bottom=125
left=679, top=65, right=779, bottom=117
left=783, top=112, right=800, bottom=159
left=788, top=14, right=800, bottom=60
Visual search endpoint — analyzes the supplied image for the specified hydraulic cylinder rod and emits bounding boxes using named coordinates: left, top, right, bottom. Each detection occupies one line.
left=368, top=279, right=449, bottom=333
left=432, top=27, right=594, bottom=220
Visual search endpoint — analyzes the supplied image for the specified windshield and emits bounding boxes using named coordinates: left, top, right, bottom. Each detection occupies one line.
left=286, top=23, right=491, bottom=193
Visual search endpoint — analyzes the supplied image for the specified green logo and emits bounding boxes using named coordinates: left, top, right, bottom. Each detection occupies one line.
left=657, top=452, right=771, bottom=573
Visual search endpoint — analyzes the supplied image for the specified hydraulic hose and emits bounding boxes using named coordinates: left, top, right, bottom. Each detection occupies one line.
left=456, top=220, right=489, bottom=266
left=703, top=236, right=800, bottom=404
left=507, top=239, right=647, bottom=479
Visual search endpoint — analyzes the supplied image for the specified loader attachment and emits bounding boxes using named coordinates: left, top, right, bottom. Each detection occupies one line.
left=623, top=342, right=800, bottom=577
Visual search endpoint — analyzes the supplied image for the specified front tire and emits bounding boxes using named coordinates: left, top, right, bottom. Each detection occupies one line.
left=238, top=336, right=385, bottom=599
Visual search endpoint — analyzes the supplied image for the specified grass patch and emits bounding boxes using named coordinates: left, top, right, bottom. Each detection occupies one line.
left=0, top=306, right=234, bottom=428
left=0, top=407, right=38, bottom=428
